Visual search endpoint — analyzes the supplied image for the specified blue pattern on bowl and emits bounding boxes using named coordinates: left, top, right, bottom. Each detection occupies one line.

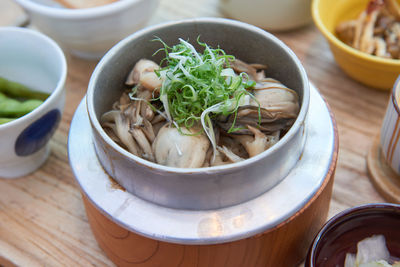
left=15, top=109, right=61, bottom=156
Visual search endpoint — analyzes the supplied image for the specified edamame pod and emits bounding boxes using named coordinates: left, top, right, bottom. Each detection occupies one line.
left=0, top=118, right=15, bottom=125
left=0, top=93, right=43, bottom=117
left=0, top=76, right=50, bottom=101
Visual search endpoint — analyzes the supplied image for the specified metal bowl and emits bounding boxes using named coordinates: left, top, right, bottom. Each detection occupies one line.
left=86, top=18, right=310, bottom=210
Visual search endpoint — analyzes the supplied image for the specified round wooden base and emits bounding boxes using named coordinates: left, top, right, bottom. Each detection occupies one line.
left=82, top=165, right=336, bottom=267
left=367, top=136, right=400, bottom=204
left=70, top=84, right=338, bottom=267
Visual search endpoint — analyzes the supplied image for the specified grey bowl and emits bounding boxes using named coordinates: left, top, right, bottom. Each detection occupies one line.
left=86, top=18, right=310, bottom=210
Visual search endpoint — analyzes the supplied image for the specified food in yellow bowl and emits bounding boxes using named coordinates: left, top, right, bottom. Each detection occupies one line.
left=312, top=0, right=400, bottom=89
left=336, top=0, right=400, bottom=59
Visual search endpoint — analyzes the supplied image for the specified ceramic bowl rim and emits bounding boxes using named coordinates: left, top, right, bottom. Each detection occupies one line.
left=392, top=75, right=400, bottom=115
left=312, top=0, right=400, bottom=67
left=307, top=202, right=400, bottom=265
left=86, top=17, right=310, bottom=174
left=0, top=27, right=67, bottom=130
left=13, top=0, right=150, bottom=19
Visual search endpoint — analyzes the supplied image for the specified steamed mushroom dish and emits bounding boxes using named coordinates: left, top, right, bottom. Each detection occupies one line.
left=336, top=0, right=400, bottom=59
left=101, top=38, right=300, bottom=168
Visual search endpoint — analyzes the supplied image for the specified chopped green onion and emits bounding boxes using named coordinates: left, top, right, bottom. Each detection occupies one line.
left=152, top=37, right=258, bottom=161
left=154, top=37, right=254, bottom=126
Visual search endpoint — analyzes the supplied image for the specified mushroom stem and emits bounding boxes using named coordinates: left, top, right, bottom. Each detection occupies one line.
left=115, top=113, right=141, bottom=156
left=130, top=127, right=154, bottom=161
left=142, top=119, right=156, bottom=143
left=216, top=146, right=244, bottom=163
left=234, top=126, right=279, bottom=157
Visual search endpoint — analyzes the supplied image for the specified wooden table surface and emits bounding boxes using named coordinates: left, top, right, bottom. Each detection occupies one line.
left=0, top=0, right=393, bottom=266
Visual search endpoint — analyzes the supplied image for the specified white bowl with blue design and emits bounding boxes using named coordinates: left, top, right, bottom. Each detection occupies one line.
left=0, top=27, right=67, bottom=178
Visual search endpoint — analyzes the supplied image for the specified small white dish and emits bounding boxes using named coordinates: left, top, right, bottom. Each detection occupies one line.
left=0, top=27, right=67, bottom=178
left=220, top=0, right=312, bottom=31
left=14, top=0, right=160, bottom=59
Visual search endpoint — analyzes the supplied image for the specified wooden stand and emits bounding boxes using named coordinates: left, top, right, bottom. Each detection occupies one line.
left=367, top=136, right=400, bottom=204
left=68, top=84, right=339, bottom=267
left=82, top=154, right=337, bottom=267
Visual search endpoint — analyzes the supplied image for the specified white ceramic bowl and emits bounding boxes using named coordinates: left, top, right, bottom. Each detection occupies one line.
left=0, top=27, right=67, bottom=178
left=14, top=0, right=160, bottom=59
left=220, top=0, right=312, bottom=31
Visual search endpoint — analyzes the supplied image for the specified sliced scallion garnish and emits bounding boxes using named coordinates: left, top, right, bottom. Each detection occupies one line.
left=153, top=37, right=257, bottom=161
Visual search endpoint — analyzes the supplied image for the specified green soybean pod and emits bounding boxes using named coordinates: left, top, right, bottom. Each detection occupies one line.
left=0, top=117, right=15, bottom=125
left=0, top=76, right=50, bottom=101
left=0, top=97, right=43, bottom=117
left=0, top=92, right=7, bottom=101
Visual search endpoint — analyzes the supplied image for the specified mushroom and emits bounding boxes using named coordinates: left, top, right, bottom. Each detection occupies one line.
left=230, top=59, right=267, bottom=82
left=219, top=135, right=248, bottom=158
left=101, top=110, right=141, bottom=156
left=210, top=150, right=229, bottom=166
left=101, top=102, right=157, bottom=161
left=119, top=91, right=131, bottom=106
left=141, top=119, right=156, bottom=143
left=360, top=7, right=381, bottom=54
left=124, top=102, right=156, bottom=161
left=373, top=37, right=389, bottom=57
left=353, top=11, right=367, bottom=49
left=127, top=86, right=155, bottom=122
left=386, top=22, right=400, bottom=59
left=385, top=0, right=400, bottom=19
left=336, top=20, right=357, bottom=46
left=103, top=123, right=123, bottom=145
left=336, top=0, right=400, bottom=59
left=234, top=126, right=279, bottom=157
left=130, top=127, right=154, bottom=161
left=125, top=59, right=162, bottom=91
left=216, top=146, right=244, bottom=163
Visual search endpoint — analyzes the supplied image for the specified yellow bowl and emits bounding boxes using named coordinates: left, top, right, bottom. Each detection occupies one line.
left=312, top=0, right=400, bottom=90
